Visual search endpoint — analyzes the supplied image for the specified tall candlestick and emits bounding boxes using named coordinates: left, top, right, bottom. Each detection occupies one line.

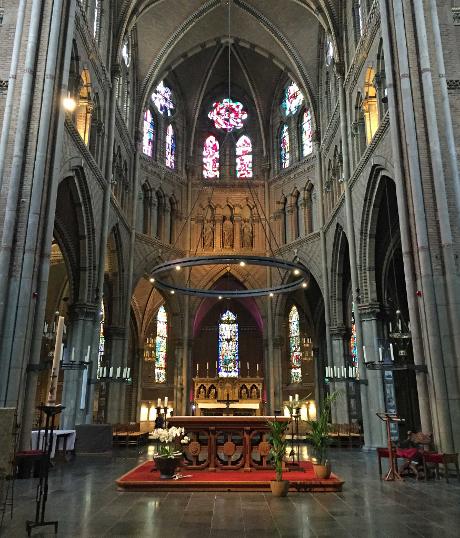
left=390, top=343, right=395, bottom=361
left=47, top=315, right=65, bottom=404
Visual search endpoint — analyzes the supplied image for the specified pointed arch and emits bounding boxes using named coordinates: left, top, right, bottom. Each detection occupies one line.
left=218, top=310, right=239, bottom=378
left=288, top=305, right=302, bottom=383
left=203, top=135, right=219, bottom=178
left=236, top=134, right=252, bottom=178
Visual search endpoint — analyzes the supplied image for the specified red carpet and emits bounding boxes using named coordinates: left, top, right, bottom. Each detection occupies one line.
left=116, top=461, right=344, bottom=492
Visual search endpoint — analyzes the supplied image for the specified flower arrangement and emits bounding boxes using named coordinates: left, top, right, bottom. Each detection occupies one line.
left=151, top=426, right=189, bottom=458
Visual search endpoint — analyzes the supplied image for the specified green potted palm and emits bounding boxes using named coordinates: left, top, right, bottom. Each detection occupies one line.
left=267, top=418, right=290, bottom=497
left=306, top=390, right=339, bottom=479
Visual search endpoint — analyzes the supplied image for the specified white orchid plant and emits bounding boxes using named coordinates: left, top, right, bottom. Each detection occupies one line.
left=151, top=426, right=190, bottom=458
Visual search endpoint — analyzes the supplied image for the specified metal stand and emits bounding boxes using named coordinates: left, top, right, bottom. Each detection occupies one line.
left=377, top=412, right=404, bottom=481
left=26, top=404, right=64, bottom=536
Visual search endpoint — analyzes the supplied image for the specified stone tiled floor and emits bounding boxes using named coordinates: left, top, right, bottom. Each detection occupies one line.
left=1, top=447, right=460, bottom=537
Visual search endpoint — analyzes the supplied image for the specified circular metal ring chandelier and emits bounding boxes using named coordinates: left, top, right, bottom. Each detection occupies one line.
left=150, top=255, right=309, bottom=298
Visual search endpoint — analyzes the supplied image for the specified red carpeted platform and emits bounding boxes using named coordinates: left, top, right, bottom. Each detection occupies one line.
left=116, top=461, right=344, bottom=492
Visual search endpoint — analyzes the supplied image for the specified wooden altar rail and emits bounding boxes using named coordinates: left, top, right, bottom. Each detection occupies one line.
left=169, top=416, right=290, bottom=472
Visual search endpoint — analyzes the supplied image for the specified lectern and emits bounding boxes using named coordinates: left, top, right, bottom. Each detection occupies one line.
left=376, top=412, right=404, bottom=481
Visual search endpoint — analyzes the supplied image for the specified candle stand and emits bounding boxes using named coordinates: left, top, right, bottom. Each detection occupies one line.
left=26, top=404, right=64, bottom=537
left=287, top=406, right=301, bottom=467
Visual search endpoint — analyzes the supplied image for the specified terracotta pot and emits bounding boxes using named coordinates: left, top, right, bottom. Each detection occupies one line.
left=270, top=480, right=290, bottom=497
left=313, top=463, right=331, bottom=479
left=154, top=456, right=181, bottom=479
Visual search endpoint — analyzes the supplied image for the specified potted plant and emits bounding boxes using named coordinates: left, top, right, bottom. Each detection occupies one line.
left=151, top=426, right=190, bottom=479
left=306, top=390, right=340, bottom=479
left=267, top=418, right=290, bottom=497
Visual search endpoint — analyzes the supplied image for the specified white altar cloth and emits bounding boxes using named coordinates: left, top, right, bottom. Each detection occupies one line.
left=31, top=429, right=76, bottom=459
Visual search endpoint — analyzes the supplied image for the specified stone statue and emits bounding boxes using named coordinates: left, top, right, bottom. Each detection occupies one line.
left=198, top=386, right=206, bottom=399
left=241, top=387, right=248, bottom=400
left=222, top=218, right=233, bottom=248
left=209, top=387, right=216, bottom=399
left=203, top=220, right=214, bottom=249
left=241, top=220, right=253, bottom=248
left=250, top=387, right=258, bottom=399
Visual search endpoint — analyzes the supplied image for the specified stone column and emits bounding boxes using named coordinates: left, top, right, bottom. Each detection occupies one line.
left=105, top=326, right=126, bottom=424
left=286, top=203, right=295, bottom=243
left=359, top=304, right=386, bottom=447
left=215, top=213, right=223, bottom=250
left=61, top=303, right=97, bottom=429
left=164, top=205, right=171, bottom=244
left=272, top=337, right=283, bottom=412
left=174, top=337, right=184, bottom=413
left=234, top=214, right=241, bottom=251
left=299, top=198, right=307, bottom=237
left=329, top=326, right=350, bottom=424
left=151, top=199, right=158, bottom=238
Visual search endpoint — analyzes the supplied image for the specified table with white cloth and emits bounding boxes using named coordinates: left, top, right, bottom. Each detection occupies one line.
left=31, top=429, right=76, bottom=459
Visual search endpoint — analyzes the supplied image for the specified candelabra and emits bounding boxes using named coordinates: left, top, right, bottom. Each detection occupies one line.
left=96, top=365, right=132, bottom=383
left=324, top=365, right=358, bottom=381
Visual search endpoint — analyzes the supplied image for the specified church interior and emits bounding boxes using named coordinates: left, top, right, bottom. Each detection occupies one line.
left=1, top=0, right=460, bottom=536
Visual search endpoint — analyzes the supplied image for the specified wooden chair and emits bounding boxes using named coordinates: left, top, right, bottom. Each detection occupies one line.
left=423, top=452, right=460, bottom=483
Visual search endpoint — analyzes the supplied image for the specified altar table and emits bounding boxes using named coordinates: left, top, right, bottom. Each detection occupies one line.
left=31, top=429, right=76, bottom=459
left=168, top=416, right=290, bottom=472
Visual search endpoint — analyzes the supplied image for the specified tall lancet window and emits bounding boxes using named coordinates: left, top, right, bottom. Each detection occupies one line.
left=236, top=135, right=252, bottom=178
left=301, top=108, right=313, bottom=157
left=155, top=306, right=168, bottom=383
left=97, top=300, right=105, bottom=377
left=280, top=124, right=290, bottom=169
left=93, top=0, right=100, bottom=39
left=218, top=310, right=239, bottom=378
left=203, top=135, right=220, bottom=178
left=143, top=109, right=155, bottom=157
left=165, top=124, right=176, bottom=169
left=289, top=305, right=302, bottom=383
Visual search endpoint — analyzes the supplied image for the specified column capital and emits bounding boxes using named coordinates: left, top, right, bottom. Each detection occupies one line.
left=68, top=302, right=99, bottom=321
left=104, top=326, right=126, bottom=339
left=358, top=302, right=382, bottom=320
left=329, top=325, right=347, bottom=338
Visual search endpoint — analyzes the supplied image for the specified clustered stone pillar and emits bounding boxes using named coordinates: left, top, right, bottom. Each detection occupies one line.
left=329, top=326, right=349, bottom=424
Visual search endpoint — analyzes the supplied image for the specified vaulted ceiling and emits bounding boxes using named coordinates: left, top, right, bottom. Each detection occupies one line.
left=117, top=0, right=341, bottom=145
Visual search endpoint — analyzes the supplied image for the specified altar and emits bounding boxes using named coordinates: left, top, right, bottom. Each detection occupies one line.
left=168, top=415, right=289, bottom=471
left=193, top=376, right=263, bottom=416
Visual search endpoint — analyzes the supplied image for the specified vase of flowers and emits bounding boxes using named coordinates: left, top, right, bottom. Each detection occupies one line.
left=151, top=426, right=190, bottom=479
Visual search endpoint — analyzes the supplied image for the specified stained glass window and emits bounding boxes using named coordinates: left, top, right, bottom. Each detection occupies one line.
left=280, top=124, right=290, bottom=169
left=350, top=306, right=358, bottom=367
left=155, top=306, right=167, bottom=383
left=203, top=135, right=219, bottom=178
left=236, top=135, right=252, bottom=178
left=208, top=98, right=248, bottom=131
left=152, top=81, right=175, bottom=117
left=289, top=305, right=302, bottom=383
left=143, top=109, right=155, bottom=157
left=218, top=310, right=239, bottom=378
left=326, top=37, right=334, bottom=66
left=165, top=124, right=176, bottom=169
left=281, top=82, right=303, bottom=116
left=122, top=38, right=130, bottom=67
left=301, top=108, right=313, bottom=157
left=93, top=0, right=100, bottom=38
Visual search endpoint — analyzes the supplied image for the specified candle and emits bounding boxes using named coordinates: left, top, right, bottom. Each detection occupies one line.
left=44, top=322, right=48, bottom=333
left=289, top=395, right=293, bottom=402
left=363, top=346, right=367, bottom=361
left=408, top=322, right=411, bottom=332
left=206, top=362, right=209, bottom=372
left=126, top=368, right=130, bottom=378
left=342, top=366, right=345, bottom=378
left=196, top=364, right=199, bottom=375
left=103, top=367, right=107, bottom=378
left=86, top=345, right=91, bottom=361
left=295, top=393, right=299, bottom=402
left=109, top=367, right=113, bottom=378
left=390, top=343, right=395, bottom=361
left=378, top=347, right=383, bottom=362
left=215, top=361, right=218, bottom=372
left=71, top=347, right=75, bottom=362
left=247, top=361, right=249, bottom=372
left=164, top=396, right=168, bottom=406
left=116, top=367, right=121, bottom=378
left=157, top=398, right=161, bottom=407
left=256, top=363, right=259, bottom=373
left=398, top=319, right=402, bottom=332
